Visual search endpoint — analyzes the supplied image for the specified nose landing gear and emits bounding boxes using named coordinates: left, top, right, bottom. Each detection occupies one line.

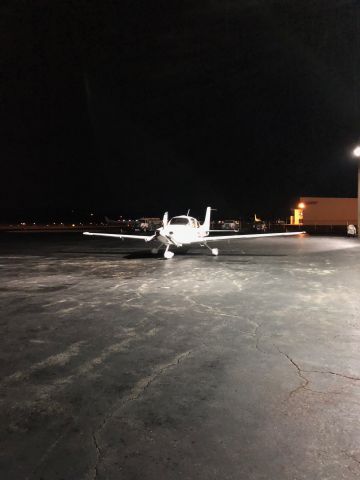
left=204, top=243, right=219, bottom=256
left=151, top=244, right=174, bottom=259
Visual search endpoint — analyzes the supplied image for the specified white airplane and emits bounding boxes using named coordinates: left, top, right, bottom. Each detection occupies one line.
left=83, top=207, right=305, bottom=259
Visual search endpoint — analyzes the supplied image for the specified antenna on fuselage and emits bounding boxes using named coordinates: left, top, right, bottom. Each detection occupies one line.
left=187, top=209, right=190, bottom=216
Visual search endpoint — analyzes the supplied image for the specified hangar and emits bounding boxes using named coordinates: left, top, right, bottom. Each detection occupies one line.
left=291, top=197, right=357, bottom=227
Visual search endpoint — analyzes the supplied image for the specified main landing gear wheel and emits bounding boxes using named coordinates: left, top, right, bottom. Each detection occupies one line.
left=164, top=246, right=174, bottom=259
left=204, top=243, right=219, bottom=256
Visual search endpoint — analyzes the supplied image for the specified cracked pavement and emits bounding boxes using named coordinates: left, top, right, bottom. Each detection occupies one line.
left=1, top=233, right=360, bottom=479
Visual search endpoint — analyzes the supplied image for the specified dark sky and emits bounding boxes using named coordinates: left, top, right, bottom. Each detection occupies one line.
left=2, top=0, right=360, bottom=220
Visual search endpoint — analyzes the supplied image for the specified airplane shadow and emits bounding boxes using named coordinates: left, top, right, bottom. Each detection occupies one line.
left=58, top=250, right=287, bottom=259
left=57, top=250, right=128, bottom=255
left=221, top=253, right=287, bottom=257
left=123, top=250, right=210, bottom=259
left=123, top=251, right=160, bottom=259
left=123, top=251, right=288, bottom=259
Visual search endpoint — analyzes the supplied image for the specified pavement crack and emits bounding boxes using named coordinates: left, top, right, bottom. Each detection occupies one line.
left=89, top=350, right=192, bottom=473
left=277, top=349, right=356, bottom=399
left=277, top=348, right=309, bottom=399
left=125, top=350, right=191, bottom=404
left=304, top=369, right=360, bottom=382
left=91, top=433, right=101, bottom=480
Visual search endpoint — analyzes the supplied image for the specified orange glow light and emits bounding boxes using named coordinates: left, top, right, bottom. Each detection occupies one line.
left=298, top=202, right=305, bottom=209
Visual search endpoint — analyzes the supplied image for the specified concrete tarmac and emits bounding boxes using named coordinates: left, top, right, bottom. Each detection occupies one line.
left=1, top=233, right=360, bottom=479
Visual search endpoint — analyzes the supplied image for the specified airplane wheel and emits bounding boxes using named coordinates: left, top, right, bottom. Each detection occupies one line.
left=164, top=250, right=174, bottom=259
left=211, top=248, right=219, bottom=256
left=151, top=248, right=159, bottom=254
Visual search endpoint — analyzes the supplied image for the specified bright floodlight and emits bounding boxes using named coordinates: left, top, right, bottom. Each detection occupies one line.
left=353, top=146, right=360, bottom=157
left=298, top=202, right=305, bottom=209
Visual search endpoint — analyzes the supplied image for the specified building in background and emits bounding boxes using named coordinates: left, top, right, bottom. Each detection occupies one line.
left=291, top=197, right=357, bottom=226
left=290, top=203, right=304, bottom=226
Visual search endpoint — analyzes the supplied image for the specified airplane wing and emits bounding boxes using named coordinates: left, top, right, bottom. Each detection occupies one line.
left=83, top=232, right=155, bottom=242
left=190, top=231, right=306, bottom=244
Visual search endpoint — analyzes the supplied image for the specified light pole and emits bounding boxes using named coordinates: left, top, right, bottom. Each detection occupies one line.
left=352, top=146, right=360, bottom=238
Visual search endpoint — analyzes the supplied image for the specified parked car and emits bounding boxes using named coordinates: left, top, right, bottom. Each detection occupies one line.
left=221, top=220, right=240, bottom=230
left=253, top=221, right=267, bottom=232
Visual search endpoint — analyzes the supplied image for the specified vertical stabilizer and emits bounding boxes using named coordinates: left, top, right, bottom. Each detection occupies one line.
left=163, top=212, right=168, bottom=227
left=202, top=206, right=211, bottom=231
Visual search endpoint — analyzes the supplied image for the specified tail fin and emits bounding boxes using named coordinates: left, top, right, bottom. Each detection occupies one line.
left=202, top=207, right=211, bottom=231
left=162, top=211, right=168, bottom=227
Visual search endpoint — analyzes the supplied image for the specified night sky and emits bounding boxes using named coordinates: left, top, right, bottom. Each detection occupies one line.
left=2, top=1, right=360, bottom=221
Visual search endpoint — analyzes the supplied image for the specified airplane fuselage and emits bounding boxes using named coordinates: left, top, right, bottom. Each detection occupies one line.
left=156, top=216, right=208, bottom=247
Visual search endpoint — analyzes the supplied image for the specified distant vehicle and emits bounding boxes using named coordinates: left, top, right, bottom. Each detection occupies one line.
left=84, top=207, right=305, bottom=259
left=347, top=224, right=357, bottom=237
left=253, top=221, right=267, bottom=232
left=221, top=219, right=240, bottom=231
left=136, top=217, right=162, bottom=232
left=253, top=214, right=267, bottom=232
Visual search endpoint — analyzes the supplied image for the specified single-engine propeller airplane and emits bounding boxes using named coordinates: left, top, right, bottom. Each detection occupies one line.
left=83, top=207, right=305, bottom=259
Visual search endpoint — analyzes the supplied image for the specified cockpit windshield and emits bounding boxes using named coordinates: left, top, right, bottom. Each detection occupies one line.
left=169, top=217, right=189, bottom=225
